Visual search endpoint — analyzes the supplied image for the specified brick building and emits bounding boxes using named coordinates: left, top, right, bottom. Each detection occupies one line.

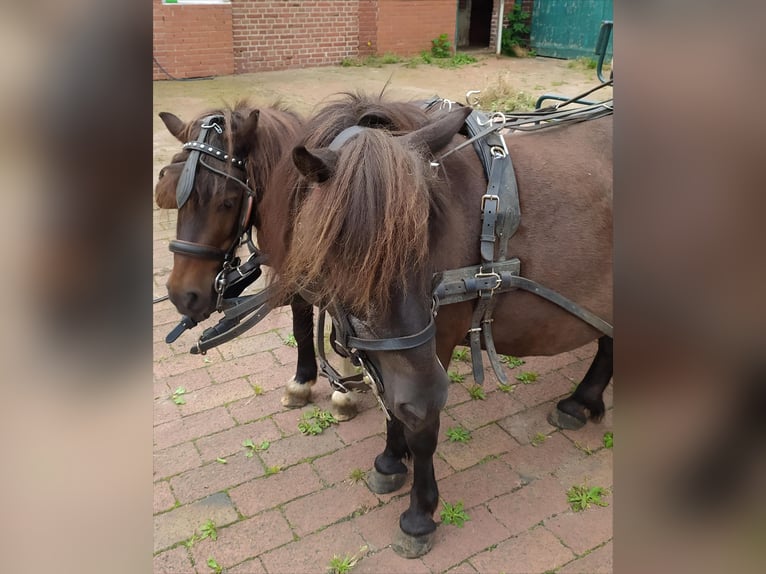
left=153, top=0, right=526, bottom=80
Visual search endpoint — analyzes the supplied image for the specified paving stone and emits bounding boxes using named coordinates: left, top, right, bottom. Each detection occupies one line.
left=228, top=389, right=287, bottom=424
left=513, top=371, right=576, bottom=409
left=555, top=448, right=613, bottom=491
left=154, top=406, right=235, bottom=451
left=544, top=503, right=613, bottom=555
left=469, top=525, right=575, bottom=574
left=153, top=492, right=238, bottom=553
left=501, top=431, right=585, bottom=481
left=170, top=452, right=266, bottom=504
left=204, top=354, right=274, bottom=385
left=487, top=476, right=571, bottom=536
left=153, top=547, right=194, bottom=573
left=229, top=462, right=323, bottom=517
left=217, top=332, right=285, bottom=361
left=154, top=441, right=202, bottom=481
left=155, top=397, right=182, bottom=426
left=438, top=424, right=514, bottom=471
left=189, top=510, right=294, bottom=570
left=444, top=561, right=480, bottom=573
left=354, top=547, right=431, bottom=574
left=446, top=389, right=525, bottom=430
left=436, top=457, right=523, bottom=510
left=259, top=521, right=367, bottom=574
left=312, top=435, right=386, bottom=485
left=354, top=496, right=411, bottom=551
left=159, top=367, right=214, bottom=394
left=282, top=481, right=379, bottom=536
left=558, top=540, right=613, bottom=573
left=154, top=480, right=176, bottom=514
left=259, top=427, right=345, bottom=469
left=444, top=380, right=472, bottom=407
left=334, top=403, right=388, bottom=444
left=178, top=378, right=256, bottom=416
left=497, top=402, right=558, bottom=445
left=515, top=351, right=581, bottom=376
left=561, top=407, right=613, bottom=453
left=225, top=557, right=268, bottom=574
left=195, top=418, right=281, bottom=462
left=422, top=506, right=510, bottom=573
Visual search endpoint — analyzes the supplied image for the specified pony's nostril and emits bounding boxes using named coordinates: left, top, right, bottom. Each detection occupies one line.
left=184, top=290, right=200, bottom=308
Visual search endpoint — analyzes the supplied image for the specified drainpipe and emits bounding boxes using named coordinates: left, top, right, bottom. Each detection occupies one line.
left=495, top=0, right=506, bottom=55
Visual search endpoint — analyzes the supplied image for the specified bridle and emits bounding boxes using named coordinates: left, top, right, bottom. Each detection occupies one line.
left=316, top=298, right=438, bottom=419
left=166, top=114, right=264, bottom=312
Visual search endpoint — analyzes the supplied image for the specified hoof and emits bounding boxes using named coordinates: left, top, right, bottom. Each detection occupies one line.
left=366, top=468, right=407, bottom=494
left=391, top=528, right=435, bottom=558
left=331, top=389, right=358, bottom=421
left=547, top=407, right=587, bottom=430
left=281, top=378, right=314, bottom=408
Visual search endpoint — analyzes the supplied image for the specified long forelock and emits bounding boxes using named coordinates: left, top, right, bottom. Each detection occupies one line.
left=283, top=129, right=436, bottom=315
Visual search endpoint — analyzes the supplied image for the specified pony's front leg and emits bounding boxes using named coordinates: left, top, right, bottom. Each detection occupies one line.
left=281, top=295, right=318, bottom=407
left=367, top=417, right=410, bottom=494
left=392, top=418, right=440, bottom=558
left=548, top=335, right=613, bottom=430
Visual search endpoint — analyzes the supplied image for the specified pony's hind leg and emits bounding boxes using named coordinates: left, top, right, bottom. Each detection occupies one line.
left=548, top=336, right=613, bottom=430
left=281, top=296, right=318, bottom=407
left=367, top=416, right=409, bottom=494
left=392, top=419, right=440, bottom=558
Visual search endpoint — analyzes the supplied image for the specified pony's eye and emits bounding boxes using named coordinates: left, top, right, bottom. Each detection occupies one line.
left=158, top=168, right=166, bottom=179
left=222, top=199, right=235, bottom=209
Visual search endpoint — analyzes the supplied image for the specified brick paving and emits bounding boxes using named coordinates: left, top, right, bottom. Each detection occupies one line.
left=154, top=59, right=613, bottom=573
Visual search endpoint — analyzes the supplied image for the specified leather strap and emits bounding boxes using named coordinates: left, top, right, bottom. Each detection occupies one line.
left=169, top=239, right=227, bottom=261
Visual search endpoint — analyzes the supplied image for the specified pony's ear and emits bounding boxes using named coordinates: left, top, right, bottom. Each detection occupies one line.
left=400, top=106, right=472, bottom=155
left=292, top=146, right=338, bottom=183
left=159, top=112, right=186, bottom=142
left=241, top=109, right=260, bottom=142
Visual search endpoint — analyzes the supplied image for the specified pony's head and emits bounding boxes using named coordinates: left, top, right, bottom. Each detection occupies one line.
left=155, top=102, right=300, bottom=321
left=282, top=105, right=471, bottom=431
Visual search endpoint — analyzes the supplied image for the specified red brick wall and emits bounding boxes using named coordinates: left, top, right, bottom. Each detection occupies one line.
left=153, top=0, right=235, bottom=80
left=232, top=1, right=362, bottom=74
left=377, top=0, right=456, bottom=56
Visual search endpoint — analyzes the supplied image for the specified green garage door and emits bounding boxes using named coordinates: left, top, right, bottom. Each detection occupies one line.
left=530, top=0, right=613, bottom=59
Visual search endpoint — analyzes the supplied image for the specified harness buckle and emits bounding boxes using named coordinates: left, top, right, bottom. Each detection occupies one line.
left=481, top=194, right=500, bottom=211
left=475, top=270, right=502, bottom=296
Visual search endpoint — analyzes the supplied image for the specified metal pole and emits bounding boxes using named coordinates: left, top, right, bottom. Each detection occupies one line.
left=496, top=0, right=506, bottom=55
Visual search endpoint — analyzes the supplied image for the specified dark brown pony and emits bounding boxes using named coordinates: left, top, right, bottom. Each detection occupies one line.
left=155, top=102, right=332, bottom=407
left=262, top=98, right=613, bottom=556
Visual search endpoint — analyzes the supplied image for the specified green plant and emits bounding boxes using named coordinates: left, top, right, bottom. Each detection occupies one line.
left=380, top=52, right=402, bottom=64
left=446, top=425, right=472, bottom=443
left=498, top=382, right=515, bottom=393
left=448, top=370, right=465, bottom=383
left=573, top=441, right=593, bottom=455
left=348, top=468, right=366, bottom=484
left=531, top=432, right=547, bottom=446
left=265, top=465, right=282, bottom=475
left=420, top=50, right=433, bottom=64
left=340, top=57, right=362, bottom=67
left=207, top=557, right=222, bottom=574
left=216, top=457, right=227, bottom=464
left=284, top=334, right=298, bottom=347
left=253, top=384, right=264, bottom=396
left=431, top=33, right=452, bottom=58
left=242, top=439, right=270, bottom=458
left=440, top=499, right=471, bottom=527
left=172, top=386, right=187, bottom=405
left=501, top=355, right=525, bottom=368
left=452, top=348, right=470, bottom=363
left=436, top=52, right=478, bottom=69
left=603, top=431, right=613, bottom=449
left=515, top=371, right=538, bottom=383
left=298, top=407, right=339, bottom=435
left=567, top=56, right=598, bottom=70
left=468, top=385, right=486, bottom=400
left=567, top=484, right=609, bottom=511
left=327, top=546, right=368, bottom=574
left=200, top=519, right=218, bottom=541
left=501, top=3, right=531, bottom=56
